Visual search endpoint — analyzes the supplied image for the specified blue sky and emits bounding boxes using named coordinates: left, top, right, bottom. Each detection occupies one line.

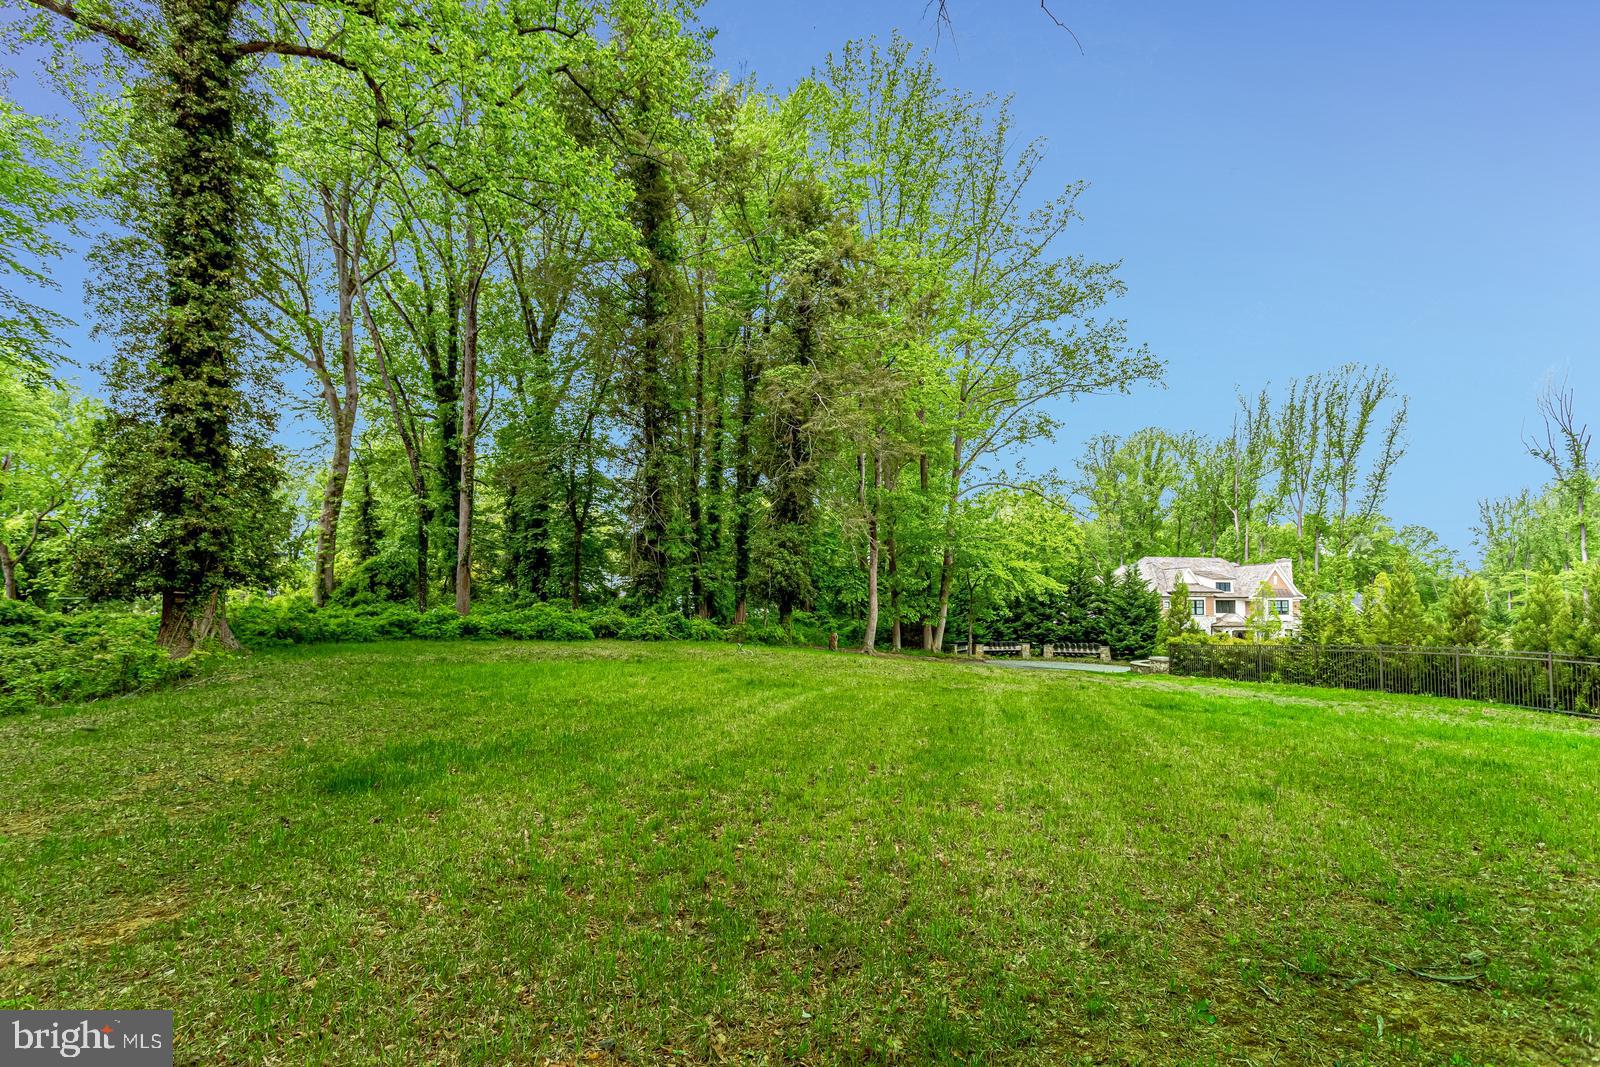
left=7, top=1, right=1598, bottom=560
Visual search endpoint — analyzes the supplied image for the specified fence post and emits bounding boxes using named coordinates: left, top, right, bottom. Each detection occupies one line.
left=1453, top=650, right=1462, bottom=699
left=977, top=643, right=986, bottom=660
left=1021, top=642, right=1031, bottom=659
left=1548, top=651, right=1557, bottom=709
left=1043, top=644, right=1054, bottom=659
left=1256, top=644, right=1264, bottom=680
left=1377, top=647, right=1385, bottom=692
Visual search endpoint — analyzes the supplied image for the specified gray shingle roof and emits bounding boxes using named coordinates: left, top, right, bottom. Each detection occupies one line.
left=1128, top=556, right=1304, bottom=599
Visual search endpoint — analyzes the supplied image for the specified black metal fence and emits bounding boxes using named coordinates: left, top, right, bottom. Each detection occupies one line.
left=1167, top=642, right=1600, bottom=717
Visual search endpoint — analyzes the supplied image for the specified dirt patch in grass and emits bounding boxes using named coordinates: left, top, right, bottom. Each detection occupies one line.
left=3, top=894, right=185, bottom=968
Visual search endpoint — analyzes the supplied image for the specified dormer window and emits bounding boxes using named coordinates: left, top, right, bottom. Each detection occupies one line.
left=1215, top=581, right=1231, bottom=592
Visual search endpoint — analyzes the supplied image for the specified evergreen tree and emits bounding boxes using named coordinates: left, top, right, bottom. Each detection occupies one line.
left=1327, top=594, right=1367, bottom=645
left=1364, top=564, right=1430, bottom=646
left=1441, top=574, right=1488, bottom=647
left=1292, top=593, right=1334, bottom=645
left=1510, top=573, right=1571, bottom=653
left=1161, top=577, right=1197, bottom=647
left=1106, top=565, right=1160, bottom=658
left=1566, top=573, right=1600, bottom=658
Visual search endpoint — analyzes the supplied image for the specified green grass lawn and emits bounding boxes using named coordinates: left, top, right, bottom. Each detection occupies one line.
left=2, top=642, right=1596, bottom=1065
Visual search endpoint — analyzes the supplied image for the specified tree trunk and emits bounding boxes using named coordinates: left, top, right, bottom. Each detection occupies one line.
left=701, top=357, right=724, bottom=620
left=627, top=136, right=675, bottom=603
left=149, top=0, right=243, bottom=654
left=570, top=511, right=586, bottom=608
left=309, top=182, right=363, bottom=608
left=312, top=410, right=354, bottom=606
left=932, top=434, right=964, bottom=651
left=157, top=589, right=239, bottom=657
left=966, top=588, right=976, bottom=659
left=1580, top=493, right=1588, bottom=565
left=455, top=232, right=483, bottom=616
left=860, top=451, right=880, bottom=654
left=356, top=259, right=429, bottom=611
left=933, top=546, right=955, bottom=651
left=688, top=265, right=707, bottom=616
left=732, top=324, right=756, bottom=624
left=889, top=535, right=900, bottom=651
left=0, top=542, right=17, bottom=600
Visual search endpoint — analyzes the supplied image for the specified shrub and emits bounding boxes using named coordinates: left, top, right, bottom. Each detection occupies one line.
left=617, top=608, right=687, bottom=642
left=0, top=599, right=51, bottom=632
left=725, top=619, right=792, bottom=646
left=1, top=607, right=201, bottom=713
left=413, top=607, right=463, bottom=640
left=683, top=616, right=726, bottom=642
left=473, top=604, right=595, bottom=642
left=583, top=606, right=630, bottom=638
left=329, top=552, right=417, bottom=607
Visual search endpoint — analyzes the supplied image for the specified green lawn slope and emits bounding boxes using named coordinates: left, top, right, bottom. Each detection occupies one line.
left=2, top=642, right=1595, bottom=1064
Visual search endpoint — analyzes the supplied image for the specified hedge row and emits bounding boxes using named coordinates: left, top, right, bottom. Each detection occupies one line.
left=2, top=598, right=848, bottom=713
left=227, top=600, right=805, bottom=647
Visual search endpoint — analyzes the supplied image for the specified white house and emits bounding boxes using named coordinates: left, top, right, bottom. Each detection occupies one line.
left=1125, top=556, right=1304, bottom=638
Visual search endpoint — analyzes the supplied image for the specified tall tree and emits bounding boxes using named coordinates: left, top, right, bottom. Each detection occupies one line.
left=1318, top=363, right=1408, bottom=584
left=1525, top=377, right=1592, bottom=566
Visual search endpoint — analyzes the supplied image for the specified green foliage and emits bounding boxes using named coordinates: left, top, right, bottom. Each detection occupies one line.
left=0, top=603, right=204, bottom=712
left=1363, top=564, right=1431, bottom=646
left=1160, top=577, right=1197, bottom=649
left=1510, top=573, right=1572, bottom=653
left=0, top=93, right=78, bottom=373
left=329, top=551, right=417, bottom=608
left=982, top=563, right=1157, bottom=660
left=1100, top=566, right=1160, bottom=659
left=1442, top=574, right=1490, bottom=648
left=1246, top=581, right=1285, bottom=642
left=224, top=599, right=819, bottom=652
left=469, top=605, right=596, bottom=642
left=583, top=606, right=631, bottom=639
left=0, top=374, right=100, bottom=602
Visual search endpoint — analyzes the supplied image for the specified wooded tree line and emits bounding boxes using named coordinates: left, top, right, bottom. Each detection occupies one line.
left=4, top=0, right=1593, bottom=661
left=1, top=2, right=1158, bottom=654
left=1074, top=362, right=1412, bottom=588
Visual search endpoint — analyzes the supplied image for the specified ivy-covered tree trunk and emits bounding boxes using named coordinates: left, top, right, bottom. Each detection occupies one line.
left=350, top=450, right=382, bottom=564
left=688, top=264, right=707, bottom=616
left=153, top=0, right=244, bottom=655
left=731, top=323, right=756, bottom=624
left=428, top=326, right=461, bottom=598
left=626, top=145, right=675, bottom=603
left=702, top=361, right=725, bottom=620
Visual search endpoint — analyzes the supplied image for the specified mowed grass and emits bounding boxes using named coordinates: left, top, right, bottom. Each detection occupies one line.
left=1, top=643, right=1597, bottom=1065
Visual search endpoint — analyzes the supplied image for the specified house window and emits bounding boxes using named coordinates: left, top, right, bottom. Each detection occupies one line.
left=1215, top=581, right=1231, bottom=592
left=1272, top=599, right=1290, bottom=615
left=1215, top=599, right=1236, bottom=615
left=1190, top=598, right=1205, bottom=616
